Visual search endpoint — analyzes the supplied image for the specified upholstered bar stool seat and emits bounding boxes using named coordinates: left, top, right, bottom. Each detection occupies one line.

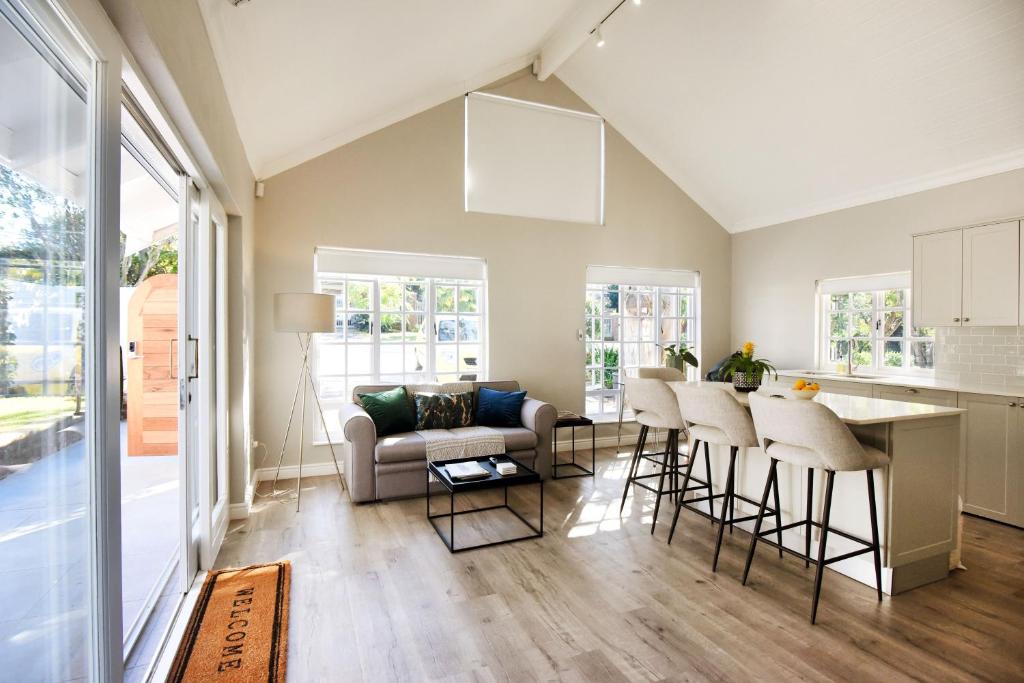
left=744, top=392, right=890, bottom=624
left=668, top=383, right=783, bottom=571
left=620, top=369, right=711, bottom=533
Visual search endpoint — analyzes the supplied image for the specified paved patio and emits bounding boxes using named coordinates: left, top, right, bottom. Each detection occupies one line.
left=0, top=423, right=178, bottom=682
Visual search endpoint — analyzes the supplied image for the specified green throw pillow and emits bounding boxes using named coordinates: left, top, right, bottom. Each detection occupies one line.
left=414, top=392, right=473, bottom=430
left=358, top=386, right=416, bottom=437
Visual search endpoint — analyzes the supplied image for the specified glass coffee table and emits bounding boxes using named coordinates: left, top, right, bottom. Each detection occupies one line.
left=427, top=456, right=543, bottom=553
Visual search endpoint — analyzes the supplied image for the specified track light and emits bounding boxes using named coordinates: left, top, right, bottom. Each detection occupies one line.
left=595, top=26, right=606, bottom=47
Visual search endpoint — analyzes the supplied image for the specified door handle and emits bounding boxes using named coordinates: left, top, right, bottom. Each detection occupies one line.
left=187, top=335, right=199, bottom=381
left=169, top=338, right=178, bottom=379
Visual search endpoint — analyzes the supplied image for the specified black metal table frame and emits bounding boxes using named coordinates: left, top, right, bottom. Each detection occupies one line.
left=552, top=421, right=596, bottom=479
left=427, top=463, right=544, bottom=553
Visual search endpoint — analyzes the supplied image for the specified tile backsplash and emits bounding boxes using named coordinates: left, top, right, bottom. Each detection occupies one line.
left=933, top=326, right=1024, bottom=390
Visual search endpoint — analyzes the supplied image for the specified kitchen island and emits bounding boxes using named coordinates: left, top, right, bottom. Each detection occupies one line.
left=667, top=381, right=966, bottom=594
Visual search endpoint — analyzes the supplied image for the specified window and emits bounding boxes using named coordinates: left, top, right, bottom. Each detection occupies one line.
left=313, top=249, right=487, bottom=439
left=819, top=275, right=934, bottom=374
left=584, top=267, right=699, bottom=420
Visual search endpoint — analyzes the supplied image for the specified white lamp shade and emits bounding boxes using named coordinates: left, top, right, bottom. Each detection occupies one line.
left=274, top=293, right=335, bottom=333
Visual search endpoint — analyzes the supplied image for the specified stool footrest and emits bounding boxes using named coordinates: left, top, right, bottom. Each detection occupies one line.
left=754, top=518, right=877, bottom=566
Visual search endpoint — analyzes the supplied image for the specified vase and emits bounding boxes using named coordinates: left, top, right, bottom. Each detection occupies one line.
left=732, top=371, right=761, bottom=392
left=665, top=356, right=685, bottom=372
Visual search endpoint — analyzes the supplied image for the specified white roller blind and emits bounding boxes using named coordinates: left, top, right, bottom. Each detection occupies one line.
left=818, top=272, right=911, bottom=294
left=465, top=92, right=604, bottom=225
left=315, top=247, right=486, bottom=280
left=586, top=265, right=699, bottom=289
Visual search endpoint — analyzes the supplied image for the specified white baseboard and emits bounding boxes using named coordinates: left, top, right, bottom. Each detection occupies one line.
left=255, top=461, right=343, bottom=482
left=228, top=480, right=256, bottom=520
left=554, top=428, right=665, bottom=453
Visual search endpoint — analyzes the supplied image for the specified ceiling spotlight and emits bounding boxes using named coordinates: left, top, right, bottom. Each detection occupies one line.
left=632, top=0, right=642, bottom=5
left=595, top=26, right=606, bottom=47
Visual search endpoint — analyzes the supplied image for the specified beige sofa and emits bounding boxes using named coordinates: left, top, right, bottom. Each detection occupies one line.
left=338, top=380, right=557, bottom=502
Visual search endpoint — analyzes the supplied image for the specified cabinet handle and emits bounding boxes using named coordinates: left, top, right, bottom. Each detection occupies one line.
left=906, top=388, right=918, bottom=394
left=963, top=317, right=970, bottom=322
left=1010, top=403, right=1018, bottom=407
left=952, top=317, right=960, bottom=322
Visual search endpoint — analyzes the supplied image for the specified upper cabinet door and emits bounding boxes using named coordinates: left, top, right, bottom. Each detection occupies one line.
left=962, top=221, right=1020, bottom=326
left=913, top=230, right=963, bottom=327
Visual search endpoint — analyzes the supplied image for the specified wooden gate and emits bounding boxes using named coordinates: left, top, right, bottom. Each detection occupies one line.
left=127, top=273, right=178, bottom=456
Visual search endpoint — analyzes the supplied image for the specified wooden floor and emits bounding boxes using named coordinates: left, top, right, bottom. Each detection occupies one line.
left=217, top=447, right=1024, bottom=682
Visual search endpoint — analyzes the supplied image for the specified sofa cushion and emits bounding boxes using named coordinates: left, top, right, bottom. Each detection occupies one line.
left=476, top=387, right=527, bottom=427
left=358, top=386, right=415, bottom=437
left=491, top=427, right=538, bottom=451
left=375, top=431, right=426, bottom=464
left=414, top=392, right=473, bottom=430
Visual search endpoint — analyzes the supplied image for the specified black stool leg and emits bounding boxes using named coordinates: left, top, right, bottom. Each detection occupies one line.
left=704, top=442, right=714, bottom=524
left=667, top=438, right=699, bottom=545
left=742, top=458, right=778, bottom=585
left=805, top=468, right=814, bottom=568
left=651, top=430, right=676, bottom=534
left=712, top=446, right=737, bottom=572
left=810, top=470, right=836, bottom=624
left=772, top=465, right=784, bottom=558
left=867, top=469, right=883, bottom=602
left=619, top=425, right=647, bottom=513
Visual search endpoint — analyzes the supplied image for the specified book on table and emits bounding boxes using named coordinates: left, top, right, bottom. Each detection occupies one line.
left=444, top=461, right=490, bottom=481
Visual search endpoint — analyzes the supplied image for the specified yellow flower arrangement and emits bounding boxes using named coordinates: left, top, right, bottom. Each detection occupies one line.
left=721, top=340, right=777, bottom=390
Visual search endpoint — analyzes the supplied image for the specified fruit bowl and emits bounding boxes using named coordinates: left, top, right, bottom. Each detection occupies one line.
left=787, top=380, right=820, bottom=400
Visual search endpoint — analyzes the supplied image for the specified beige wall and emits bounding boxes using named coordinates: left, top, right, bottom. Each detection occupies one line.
left=255, top=72, right=732, bottom=469
left=732, top=168, right=1024, bottom=370
left=99, top=0, right=256, bottom=503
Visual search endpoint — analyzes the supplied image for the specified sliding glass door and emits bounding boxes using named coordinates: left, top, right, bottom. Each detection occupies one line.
left=0, top=2, right=101, bottom=679
left=0, top=2, right=230, bottom=679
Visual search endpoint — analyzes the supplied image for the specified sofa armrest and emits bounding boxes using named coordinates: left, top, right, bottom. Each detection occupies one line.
left=521, top=397, right=557, bottom=479
left=339, top=402, right=377, bottom=502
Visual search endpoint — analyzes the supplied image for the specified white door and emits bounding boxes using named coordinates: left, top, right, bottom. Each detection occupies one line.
left=913, top=230, right=963, bottom=327
left=962, top=221, right=1020, bottom=326
left=958, top=392, right=1020, bottom=525
left=198, top=193, right=229, bottom=567
left=178, top=180, right=201, bottom=587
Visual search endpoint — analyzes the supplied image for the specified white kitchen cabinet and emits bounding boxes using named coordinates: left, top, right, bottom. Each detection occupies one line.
left=913, top=221, right=1021, bottom=327
left=958, top=392, right=1023, bottom=528
left=872, top=384, right=957, bottom=407
left=913, top=230, right=963, bottom=327
left=962, top=221, right=1020, bottom=326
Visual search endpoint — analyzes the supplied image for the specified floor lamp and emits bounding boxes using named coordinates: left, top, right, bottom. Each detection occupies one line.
left=270, top=292, right=346, bottom=511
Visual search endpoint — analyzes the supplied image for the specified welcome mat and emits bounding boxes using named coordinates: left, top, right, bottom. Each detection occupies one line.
left=168, top=561, right=290, bottom=682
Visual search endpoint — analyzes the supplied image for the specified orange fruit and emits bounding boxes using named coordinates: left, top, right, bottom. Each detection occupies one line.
left=793, top=379, right=807, bottom=390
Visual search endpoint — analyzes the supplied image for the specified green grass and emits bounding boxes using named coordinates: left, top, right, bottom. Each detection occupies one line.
left=0, top=396, right=79, bottom=432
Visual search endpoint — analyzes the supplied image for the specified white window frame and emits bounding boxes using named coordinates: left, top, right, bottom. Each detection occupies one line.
left=314, top=272, right=487, bottom=441
left=817, top=276, right=935, bottom=376
left=584, top=281, right=699, bottom=421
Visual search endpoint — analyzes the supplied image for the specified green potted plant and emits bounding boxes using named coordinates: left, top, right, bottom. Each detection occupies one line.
left=720, top=341, right=776, bottom=392
left=661, top=342, right=698, bottom=373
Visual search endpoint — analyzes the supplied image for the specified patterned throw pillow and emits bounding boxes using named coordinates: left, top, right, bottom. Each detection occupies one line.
left=414, top=392, right=473, bottom=430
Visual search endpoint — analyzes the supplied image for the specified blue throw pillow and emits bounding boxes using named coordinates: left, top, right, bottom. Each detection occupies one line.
left=475, top=387, right=527, bottom=427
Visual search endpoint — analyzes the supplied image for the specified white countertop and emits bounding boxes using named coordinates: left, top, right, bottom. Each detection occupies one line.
left=675, top=381, right=966, bottom=426
left=777, top=369, right=1024, bottom=399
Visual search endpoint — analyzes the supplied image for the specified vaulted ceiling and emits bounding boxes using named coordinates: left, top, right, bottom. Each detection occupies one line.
left=200, top=0, right=1024, bottom=233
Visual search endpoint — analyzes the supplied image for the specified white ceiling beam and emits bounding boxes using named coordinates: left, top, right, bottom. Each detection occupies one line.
left=534, top=0, right=622, bottom=81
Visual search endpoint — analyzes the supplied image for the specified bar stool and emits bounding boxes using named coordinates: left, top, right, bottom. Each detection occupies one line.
left=668, top=383, right=782, bottom=572
left=619, top=370, right=710, bottom=534
left=744, top=392, right=889, bottom=624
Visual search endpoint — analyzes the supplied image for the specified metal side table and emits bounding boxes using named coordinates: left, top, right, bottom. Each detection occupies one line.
left=552, top=413, right=596, bottom=479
